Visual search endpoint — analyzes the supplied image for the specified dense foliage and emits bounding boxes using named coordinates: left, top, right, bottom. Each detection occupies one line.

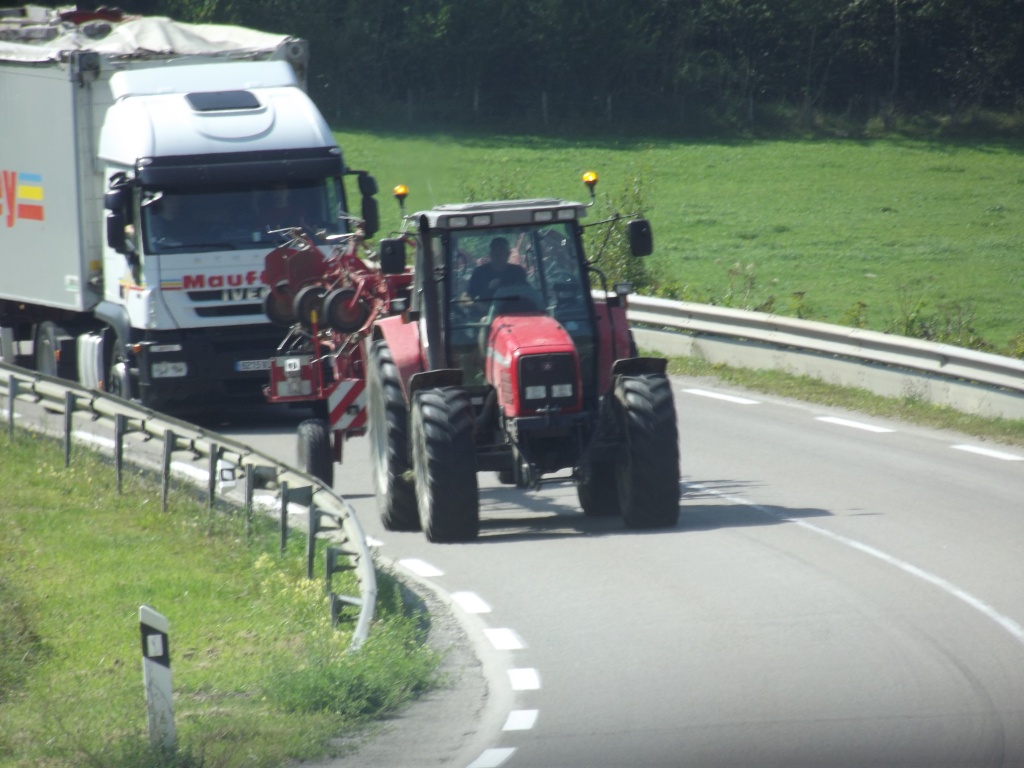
left=118, top=1, right=1022, bottom=134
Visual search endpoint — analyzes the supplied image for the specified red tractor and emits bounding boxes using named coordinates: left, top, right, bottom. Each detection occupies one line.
left=260, top=175, right=412, bottom=486
left=368, top=174, right=680, bottom=542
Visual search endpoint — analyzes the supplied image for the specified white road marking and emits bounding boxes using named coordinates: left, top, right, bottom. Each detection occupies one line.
left=503, top=709, right=539, bottom=731
left=508, top=668, right=541, bottom=690
left=952, top=444, right=1023, bottom=461
left=468, top=747, right=516, bottom=768
left=398, top=558, right=444, bottom=578
left=684, top=388, right=760, bottom=405
left=452, top=591, right=492, bottom=614
left=484, top=627, right=525, bottom=650
left=816, top=416, right=895, bottom=433
left=691, top=483, right=1024, bottom=647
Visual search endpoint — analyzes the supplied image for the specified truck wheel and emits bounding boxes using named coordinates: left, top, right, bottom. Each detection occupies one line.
left=297, top=418, right=334, bottom=486
left=105, top=333, right=133, bottom=401
left=412, top=388, right=479, bottom=543
left=35, top=321, right=74, bottom=380
left=368, top=341, right=419, bottom=530
left=615, top=374, right=681, bottom=529
left=577, top=461, right=622, bottom=516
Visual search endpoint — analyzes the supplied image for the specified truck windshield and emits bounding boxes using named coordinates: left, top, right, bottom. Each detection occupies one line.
left=141, top=177, right=346, bottom=254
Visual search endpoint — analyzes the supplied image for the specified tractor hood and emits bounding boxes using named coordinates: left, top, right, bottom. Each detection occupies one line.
left=485, top=313, right=582, bottom=417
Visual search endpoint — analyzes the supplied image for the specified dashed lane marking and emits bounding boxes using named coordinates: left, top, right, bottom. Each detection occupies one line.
left=952, top=444, right=1023, bottom=461
left=397, top=558, right=444, bottom=578
left=508, top=667, right=541, bottom=690
left=683, top=388, right=760, bottom=405
left=503, top=709, right=539, bottom=731
left=468, top=747, right=516, bottom=768
left=452, top=591, right=492, bottom=614
left=484, top=627, right=525, bottom=650
left=816, top=416, right=895, bottom=433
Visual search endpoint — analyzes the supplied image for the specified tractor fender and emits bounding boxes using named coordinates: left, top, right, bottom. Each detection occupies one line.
left=611, top=356, right=668, bottom=377
left=593, top=299, right=633, bottom=393
left=372, top=314, right=424, bottom=402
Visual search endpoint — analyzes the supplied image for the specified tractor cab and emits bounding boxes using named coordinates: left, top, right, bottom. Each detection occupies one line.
left=422, top=204, right=599, bottom=403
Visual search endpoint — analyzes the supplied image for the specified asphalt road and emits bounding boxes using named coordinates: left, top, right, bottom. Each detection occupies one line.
left=214, top=376, right=1024, bottom=768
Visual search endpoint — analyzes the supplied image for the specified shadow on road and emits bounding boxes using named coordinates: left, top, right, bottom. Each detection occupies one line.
left=467, top=474, right=831, bottom=543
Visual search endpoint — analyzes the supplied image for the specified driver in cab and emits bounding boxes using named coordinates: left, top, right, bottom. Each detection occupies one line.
left=466, top=237, right=528, bottom=302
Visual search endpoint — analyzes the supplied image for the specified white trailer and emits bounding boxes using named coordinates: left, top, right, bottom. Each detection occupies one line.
left=0, top=6, right=378, bottom=409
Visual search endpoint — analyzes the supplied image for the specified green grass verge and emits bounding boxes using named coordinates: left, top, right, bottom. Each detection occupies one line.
left=665, top=354, right=1024, bottom=449
left=337, top=130, right=1024, bottom=355
left=0, top=430, right=439, bottom=768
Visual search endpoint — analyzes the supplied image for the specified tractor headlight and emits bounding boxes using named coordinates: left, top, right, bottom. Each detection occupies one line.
left=525, top=385, right=546, bottom=400
left=551, top=383, right=573, bottom=399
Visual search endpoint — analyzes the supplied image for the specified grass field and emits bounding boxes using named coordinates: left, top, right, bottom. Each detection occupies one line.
left=0, top=430, right=439, bottom=768
left=338, top=130, right=1024, bottom=355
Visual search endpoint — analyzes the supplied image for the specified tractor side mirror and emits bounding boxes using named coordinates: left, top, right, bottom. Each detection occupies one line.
left=361, top=196, right=380, bottom=238
left=378, top=237, right=406, bottom=275
left=628, top=218, right=653, bottom=257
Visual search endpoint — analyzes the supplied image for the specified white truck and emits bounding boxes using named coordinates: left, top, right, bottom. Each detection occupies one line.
left=0, top=6, right=379, bottom=409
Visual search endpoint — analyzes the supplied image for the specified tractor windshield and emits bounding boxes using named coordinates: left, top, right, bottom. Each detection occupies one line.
left=444, top=222, right=595, bottom=387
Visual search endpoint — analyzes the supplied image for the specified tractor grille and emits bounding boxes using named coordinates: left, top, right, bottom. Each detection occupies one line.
left=518, top=353, right=579, bottom=412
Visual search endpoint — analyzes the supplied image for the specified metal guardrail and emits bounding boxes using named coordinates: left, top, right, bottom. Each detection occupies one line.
left=1, top=362, right=376, bottom=651
left=624, top=295, right=1024, bottom=421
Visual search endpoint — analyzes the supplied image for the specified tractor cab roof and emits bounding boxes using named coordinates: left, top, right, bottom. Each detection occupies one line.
left=413, top=198, right=589, bottom=230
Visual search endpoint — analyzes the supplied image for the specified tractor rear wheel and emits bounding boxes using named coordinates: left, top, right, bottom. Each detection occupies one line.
left=412, top=387, right=479, bottom=543
left=615, top=374, right=680, bottom=529
left=368, top=341, right=419, bottom=530
left=297, top=418, right=334, bottom=487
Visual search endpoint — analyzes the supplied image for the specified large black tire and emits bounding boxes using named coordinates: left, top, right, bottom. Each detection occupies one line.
left=34, top=321, right=74, bottom=380
left=411, top=388, right=479, bottom=543
left=577, top=460, right=622, bottom=517
left=105, top=332, right=133, bottom=401
left=367, top=341, right=419, bottom=530
left=616, top=374, right=681, bottom=529
left=297, top=418, right=334, bottom=487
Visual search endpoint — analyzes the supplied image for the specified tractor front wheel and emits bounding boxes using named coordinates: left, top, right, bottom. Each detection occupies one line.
left=615, top=374, right=680, bottom=529
left=412, top=387, right=479, bottom=543
left=577, top=460, right=622, bottom=517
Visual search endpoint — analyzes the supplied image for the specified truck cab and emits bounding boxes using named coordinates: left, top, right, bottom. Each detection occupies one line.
left=0, top=9, right=375, bottom=411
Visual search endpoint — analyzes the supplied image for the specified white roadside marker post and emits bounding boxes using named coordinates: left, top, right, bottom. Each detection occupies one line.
left=139, top=605, right=176, bottom=749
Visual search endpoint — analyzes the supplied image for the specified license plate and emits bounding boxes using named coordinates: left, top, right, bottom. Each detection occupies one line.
left=235, top=359, right=271, bottom=372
